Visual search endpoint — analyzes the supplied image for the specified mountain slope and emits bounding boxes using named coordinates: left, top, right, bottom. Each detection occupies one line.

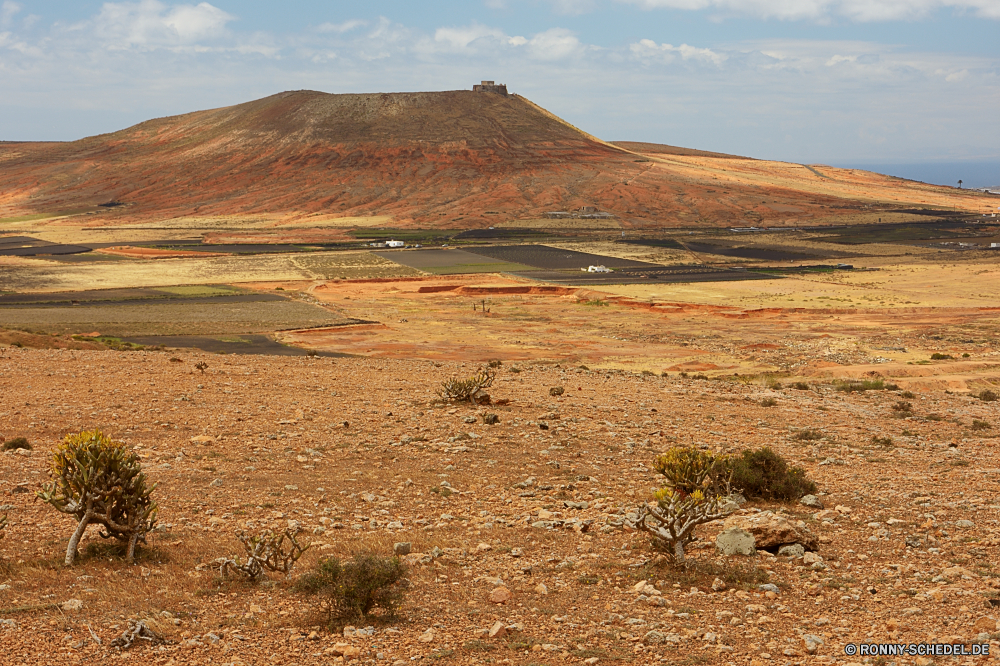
left=0, top=90, right=990, bottom=228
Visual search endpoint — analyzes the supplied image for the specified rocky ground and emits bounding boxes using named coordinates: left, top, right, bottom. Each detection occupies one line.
left=1, top=347, right=999, bottom=665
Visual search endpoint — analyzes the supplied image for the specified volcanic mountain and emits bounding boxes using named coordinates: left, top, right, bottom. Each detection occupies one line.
left=0, top=89, right=989, bottom=228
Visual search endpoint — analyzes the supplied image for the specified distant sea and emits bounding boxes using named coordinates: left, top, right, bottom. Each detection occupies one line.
left=830, top=161, right=1000, bottom=190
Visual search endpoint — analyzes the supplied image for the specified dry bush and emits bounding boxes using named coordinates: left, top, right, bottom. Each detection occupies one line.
left=438, top=367, right=496, bottom=404
left=295, top=553, right=409, bottom=628
left=220, top=528, right=309, bottom=581
left=719, top=447, right=817, bottom=501
left=2, top=436, right=31, bottom=451
left=37, top=429, right=157, bottom=565
left=630, top=447, right=736, bottom=563
left=979, top=390, right=998, bottom=403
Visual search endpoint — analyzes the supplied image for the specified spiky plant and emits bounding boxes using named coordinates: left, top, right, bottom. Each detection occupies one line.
left=630, top=447, right=736, bottom=563
left=37, top=430, right=157, bottom=565
left=437, top=367, right=496, bottom=404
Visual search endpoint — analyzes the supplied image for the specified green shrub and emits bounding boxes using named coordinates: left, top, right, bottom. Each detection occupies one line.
left=971, top=419, right=992, bottom=431
left=295, top=554, right=408, bottom=627
left=630, top=447, right=736, bottom=563
left=720, top=447, right=817, bottom=502
left=1, top=437, right=30, bottom=451
left=930, top=353, right=954, bottom=360
left=37, top=429, right=157, bottom=565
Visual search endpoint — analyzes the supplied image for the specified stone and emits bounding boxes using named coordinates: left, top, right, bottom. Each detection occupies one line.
left=418, top=628, right=436, bottom=643
left=584, top=658, right=600, bottom=665
left=802, top=552, right=823, bottom=565
left=61, top=599, right=83, bottom=612
left=489, top=621, right=506, bottom=638
left=534, top=583, right=548, bottom=595
left=644, top=630, right=667, bottom=645
left=209, top=479, right=223, bottom=487
left=711, top=577, right=727, bottom=592
left=778, top=544, right=805, bottom=558
left=489, top=587, right=512, bottom=604
left=955, top=519, right=975, bottom=528
left=799, top=494, right=824, bottom=509
left=758, top=583, right=780, bottom=594
left=835, top=505, right=852, bottom=514
left=0, top=619, right=17, bottom=630
left=715, top=527, right=756, bottom=556
left=724, top=511, right=819, bottom=550
left=803, top=634, right=824, bottom=654
left=973, top=617, right=997, bottom=634
left=190, top=435, right=215, bottom=445
left=393, top=542, right=412, bottom=556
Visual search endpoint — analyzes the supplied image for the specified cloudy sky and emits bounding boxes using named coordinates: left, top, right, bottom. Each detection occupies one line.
left=1, top=0, right=997, bottom=177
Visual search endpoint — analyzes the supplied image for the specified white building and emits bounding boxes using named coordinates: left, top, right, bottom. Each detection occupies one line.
left=385, top=240, right=405, bottom=248
left=586, top=265, right=611, bottom=273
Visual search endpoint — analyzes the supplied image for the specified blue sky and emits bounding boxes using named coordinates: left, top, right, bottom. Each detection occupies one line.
left=1, top=1, right=998, bottom=181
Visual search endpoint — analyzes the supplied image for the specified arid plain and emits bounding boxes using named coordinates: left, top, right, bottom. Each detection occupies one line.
left=2, top=90, right=1000, bottom=666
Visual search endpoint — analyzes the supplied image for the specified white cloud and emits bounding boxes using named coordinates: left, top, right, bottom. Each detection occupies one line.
left=90, top=1, right=234, bottom=49
left=527, top=27, right=581, bottom=60
left=316, top=19, right=366, bottom=34
left=631, top=38, right=727, bottom=65
left=1, top=1, right=19, bottom=27
left=619, top=0, right=1000, bottom=21
left=548, top=0, right=599, bottom=14
left=434, top=23, right=508, bottom=50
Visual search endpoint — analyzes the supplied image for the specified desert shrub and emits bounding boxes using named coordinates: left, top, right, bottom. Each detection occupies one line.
left=719, top=447, right=817, bottom=502
left=930, top=353, right=954, bottom=360
left=630, top=447, right=735, bottom=563
left=791, top=428, right=823, bottom=441
left=760, top=398, right=778, bottom=407
left=764, top=376, right=783, bottom=390
left=438, top=367, right=496, bottom=404
left=979, top=390, right=998, bottom=403
left=549, top=386, right=565, bottom=396
left=1, top=437, right=30, bottom=451
left=792, top=382, right=810, bottom=390
left=295, top=554, right=408, bottom=627
left=487, top=359, right=503, bottom=368
left=37, top=429, right=157, bottom=565
left=195, top=361, right=208, bottom=373
left=692, top=374, right=709, bottom=380
left=871, top=435, right=894, bottom=448
left=901, top=391, right=916, bottom=399
left=971, top=419, right=992, bottom=431
left=482, top=413, right=500, bottom=425
left=891, top=401, right=913, bottom=415
left=834, top=378, right=885, bottom=393
left=221, top=528, right=309, bottom=581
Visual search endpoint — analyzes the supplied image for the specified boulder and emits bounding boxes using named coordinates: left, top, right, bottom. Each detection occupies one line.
left=715, top=527, right=756, bottom=556
left=778, top=544, right=805, bottom=558
left=724, top=511, right=818, bottom=551
left=799, top=494, right=823, bottom=509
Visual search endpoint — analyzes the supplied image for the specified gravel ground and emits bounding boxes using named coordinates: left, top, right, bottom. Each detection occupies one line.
left=0, top=348, right=998, bottom=666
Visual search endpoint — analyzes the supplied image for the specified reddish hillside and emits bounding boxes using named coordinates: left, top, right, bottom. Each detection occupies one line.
left=0, top=90, right=990, bottom=228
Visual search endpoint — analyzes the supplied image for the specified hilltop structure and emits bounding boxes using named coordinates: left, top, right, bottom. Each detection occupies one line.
left=473, top=80, right=508, bottom=95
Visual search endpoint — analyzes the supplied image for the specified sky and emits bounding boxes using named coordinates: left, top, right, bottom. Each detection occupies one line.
left=1, top=1, right=998, bottom=185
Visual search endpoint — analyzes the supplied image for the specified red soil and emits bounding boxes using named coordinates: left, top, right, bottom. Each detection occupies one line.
left=0, top=90, right=990, bottom=229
